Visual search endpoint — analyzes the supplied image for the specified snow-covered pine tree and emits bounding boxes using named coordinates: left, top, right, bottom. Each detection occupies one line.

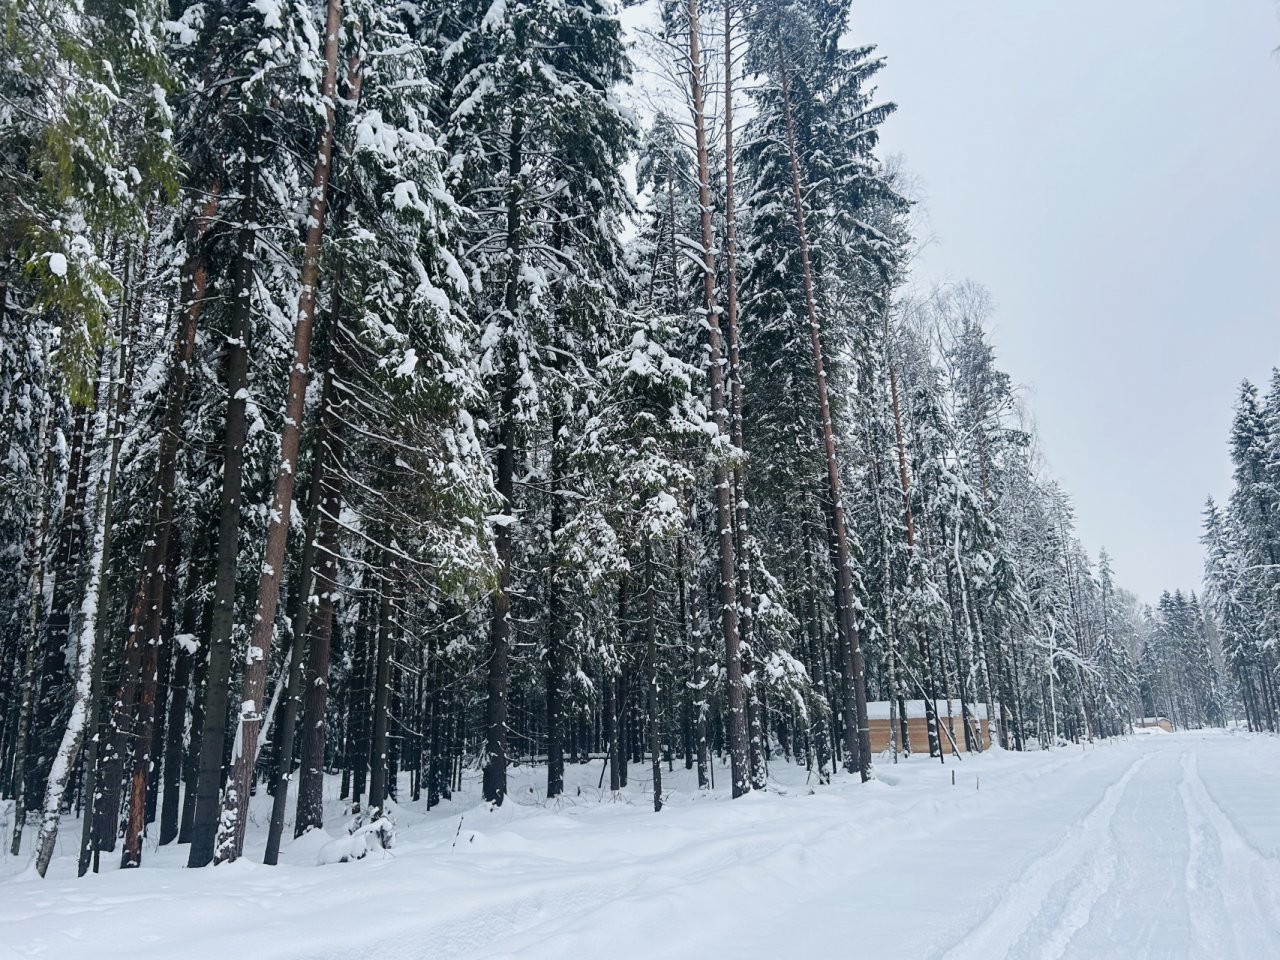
left=438, top=0, right=631, bottom=805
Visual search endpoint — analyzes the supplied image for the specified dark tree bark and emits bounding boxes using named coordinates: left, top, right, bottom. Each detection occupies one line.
left=179, top=579, right=213, bottom=845
left=803, top=560, right=831, bottom=783
left=272, top=366, right=340, bottom=852
left=187, top=162, right=261, bottom=867
left=262, top=507, right=317, bottom=860
left=147, top=579, right=177, bottom=827
left=606, top=672, right=621, bottom=794
left=617, top=582, right=630, bottom=789
left=9, top=353, right=56, bottom=856
left=484, top=109, right=524, bottom=807
left=427, top=635, right=446, bottom=808
left=159, top=535, right=202, bottom=846
left=645, top=540, right=662, bottom=812
left=120, top=541, right=173, bottom=867
left=349, top=603, right=372, bottom=809
left=545, top=407, right=566, bottom=800
left=366, top=564, right=394, bottom=818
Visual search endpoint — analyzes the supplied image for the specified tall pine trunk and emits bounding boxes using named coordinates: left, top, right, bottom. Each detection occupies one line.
left=292, top=368, right=347, bottom=840
left=545, top=407, right=566, bottom=800
left=645, top=539, right=662, bottom=812
left=158, top=527, right=204, bottom=846
left=279, top=49, right=364, bottom=853
left=261, top=414, right=321, bottom=860
left=776, top=52, right=870, bottom=781
left=187, top=162, right=261, bottom=867
left=216, top=0, right=347, bottom=863
left=719, top=0, right=763, bottom=794
left=687, top=0, right=747, bottom=797
left=366, top=561, right=394, bottom=819
left=484, top=109, right=523, bottom=806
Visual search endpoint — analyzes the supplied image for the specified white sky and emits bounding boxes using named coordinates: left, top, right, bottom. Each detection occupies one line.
left=854, top=1, right=1280, bottom=603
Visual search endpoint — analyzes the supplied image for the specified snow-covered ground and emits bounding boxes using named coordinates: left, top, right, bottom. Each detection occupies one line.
left=4, top=730, right=1279, bottom=959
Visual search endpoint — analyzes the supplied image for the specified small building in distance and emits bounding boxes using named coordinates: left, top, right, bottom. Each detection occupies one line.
left=867, top=700, right=992, bottom=754
left=1135, top=716, right=1173, bottom=733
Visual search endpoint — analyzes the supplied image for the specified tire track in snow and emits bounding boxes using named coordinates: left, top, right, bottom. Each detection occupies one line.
left=1179, top=749, right=1280, bottom=956
left=940, top=752, right=1150, bottom=960
left=1179, top=749, right=1237, bottom=958
left=1028, top=803, right=1120, bottom=960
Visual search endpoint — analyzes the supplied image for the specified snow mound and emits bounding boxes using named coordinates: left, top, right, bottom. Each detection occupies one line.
left=316, top=817, right=394, bottom=864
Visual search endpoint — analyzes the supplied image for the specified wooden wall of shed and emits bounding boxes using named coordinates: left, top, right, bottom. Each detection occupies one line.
left=868, top=716, right=991, bottom=754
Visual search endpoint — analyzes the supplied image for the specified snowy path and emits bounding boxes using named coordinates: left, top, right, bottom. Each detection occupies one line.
left=4, top=731, right=1279, bottom=959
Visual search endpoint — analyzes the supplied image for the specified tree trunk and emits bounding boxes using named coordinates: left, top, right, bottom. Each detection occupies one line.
left=775, top=47, right=870, bottom=783
left=645, top=540, right=662, bottom=812
left=685, top=535, right=711, bottom=790
left=617, top=584, right=631, bottom=788
left=8, top=366, right=52, bottom=857
left=350, top=600, right=373, bottom=809
left=78, top=331, right=143, bottom=872
left=484, top=108, right=524, bottom=807
left=292, top=369, right=347, bottom=840
left=158, top=545, right=201, bottom=846
left=32, top=486, right=103, bottom=875
left=718, top=0, right=763, bottom=796
left=274, top=40, right=364, bottom=856
left=30, top=397, right=94, bottom=808
left=803, top=546, right=831, bottom=783
left=120, top=542, right=170, bottom=867
left=186, top=164, right=261, bottom=868
left=366, top=564, right=394, bottom=818
left=606, top=672, right=621, bottom=794
left=147, top=577, right=176, bottom=826
left=427, top=636, right=445, bottom=807
left=262, top=428, right=322, bottom=859
left=545, top=403, right=566, bottom=799
left=179, top=577, right=213, bottom=844
left=686, top=0, right=747, bottom=797
left=215, top=0, right=346, bottom=863
left=33, top=338, right=124, bottom=876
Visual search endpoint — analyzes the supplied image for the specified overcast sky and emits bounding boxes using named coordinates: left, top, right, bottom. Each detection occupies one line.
left=852, top=1, right=1280, bottom=604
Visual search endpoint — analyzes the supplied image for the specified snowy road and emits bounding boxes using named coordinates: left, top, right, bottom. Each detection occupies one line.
left=4, top=730, right=1279, bottom=960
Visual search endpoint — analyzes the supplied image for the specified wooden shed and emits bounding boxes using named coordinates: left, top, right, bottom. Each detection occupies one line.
left=1135, top=716, right=1173, bottom=733
left=866, top=700, right=992, bottom=754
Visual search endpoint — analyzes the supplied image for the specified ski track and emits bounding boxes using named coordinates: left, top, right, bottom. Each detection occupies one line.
left=939, top=752, right=1149, bottom=960
left=4, top=732, right=1280, bottom=960
left=1179, top=748, right=1280, bottom=957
